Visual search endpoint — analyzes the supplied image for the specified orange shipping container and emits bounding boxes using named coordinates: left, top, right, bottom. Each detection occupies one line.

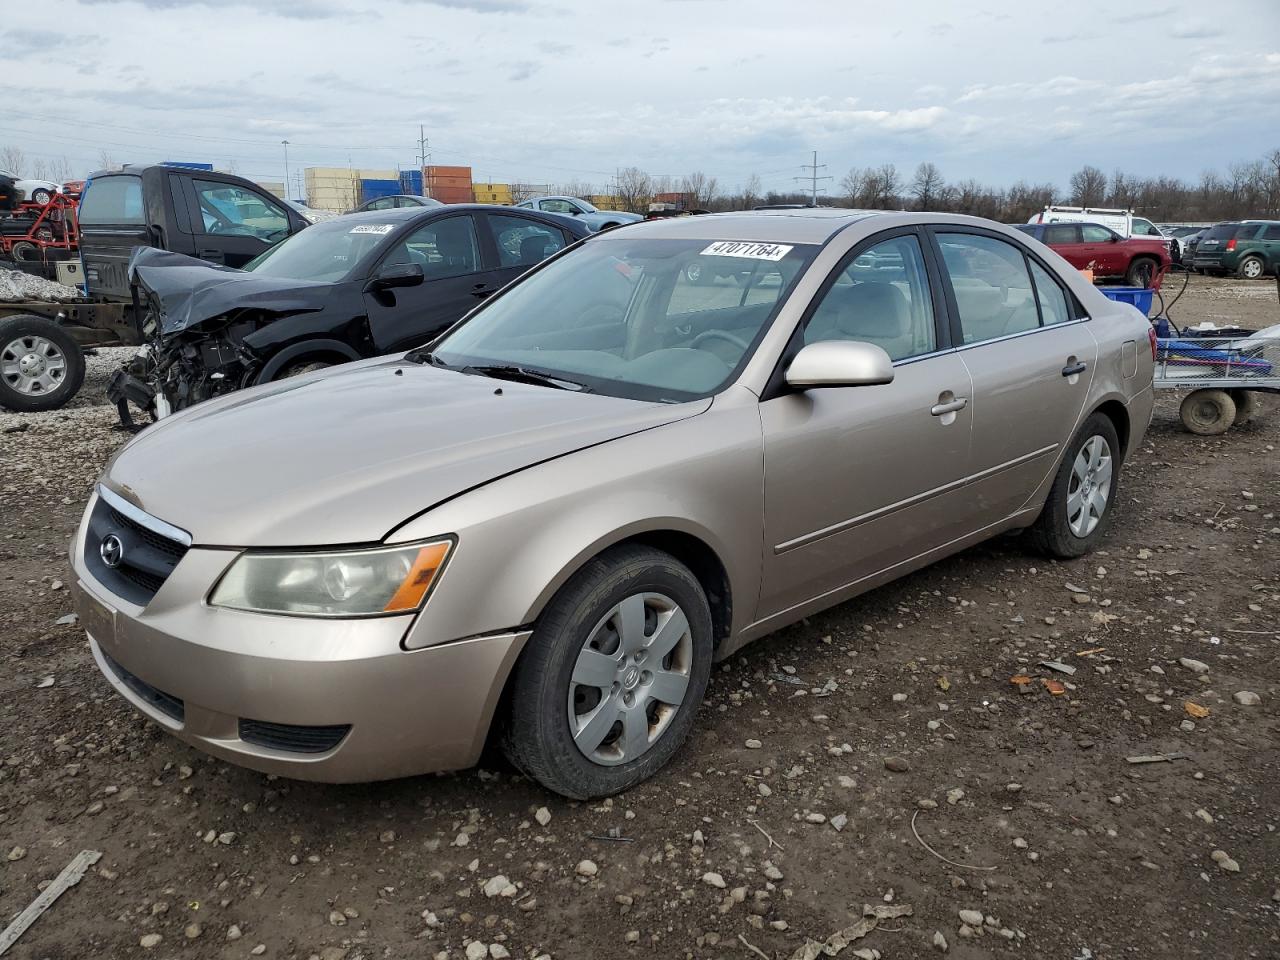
left=426, top=165, right=472, bottom=179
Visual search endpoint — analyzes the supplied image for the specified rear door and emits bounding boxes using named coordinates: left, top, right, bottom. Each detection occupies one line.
left=362, top=212, right=488, bottom=352
left=479, top=211, right=570, bottom=291
left=1041, top=223, right=1086, bottom=268
left=77, top=173, right=149, bottom=299
left=931, top=228, right=1098, bottom=522
left=184, top=178, right=293, bottom=268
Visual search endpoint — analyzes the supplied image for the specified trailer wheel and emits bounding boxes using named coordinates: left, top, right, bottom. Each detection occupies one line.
left=1179, top=389, right=1236, bottom=436
left=1229, top=389, right=1261, bottom=425
left=9, top=241, right=38, bottom=262
left=0, top=315, right=86, bottom=412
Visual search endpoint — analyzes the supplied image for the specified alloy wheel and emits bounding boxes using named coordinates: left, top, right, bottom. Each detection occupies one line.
left=1, top=334, right=67, bottom=396
left=1067, top=435, right=1112, bottom=538
left=567, top=592, right=693, bottom=766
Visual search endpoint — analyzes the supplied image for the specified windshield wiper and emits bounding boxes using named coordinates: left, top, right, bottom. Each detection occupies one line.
left=465, top=364, right=591, bottom=392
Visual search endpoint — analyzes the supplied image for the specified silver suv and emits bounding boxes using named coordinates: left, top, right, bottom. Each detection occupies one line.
left=72, top=211, right=1154, bottom=798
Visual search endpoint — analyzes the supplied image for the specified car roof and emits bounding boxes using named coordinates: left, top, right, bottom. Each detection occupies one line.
left=586, top=209, right=891, bottom=244
left=336, top=203, right=588, bottom=226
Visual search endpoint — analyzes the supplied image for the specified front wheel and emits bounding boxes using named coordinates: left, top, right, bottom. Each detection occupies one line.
left=1028, top=413, right=1122, bottom=559
left=1237, top=255, right=1264, bottom=280
left=30, top=188, right=53, bottom=205
left=503, top=545, right=714, bottom=799
left=0, top=315, right=86, bottom=412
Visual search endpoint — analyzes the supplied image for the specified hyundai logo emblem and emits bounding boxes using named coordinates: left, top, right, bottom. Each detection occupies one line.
left=100, top=534, right=124, bottom=569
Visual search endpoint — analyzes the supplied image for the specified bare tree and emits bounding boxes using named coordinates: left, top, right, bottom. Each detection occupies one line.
left=97, top=150, right=122, bottom=172
left=910, top=162, right=944, bottom=210
left=615, top=166, right=652, bottom=213
left=49, top=156, right=74, bottom=183
left=556, top=179, right=596, bottom=201
left=509, top=182, right=538, bottom=204
left=0, top=146, right=26, bottom=175
left=681, top=171, right=719, bottom=209
left=1068, top=165, right=1107, bottom=207
left=839, top=168, right=866, bottom=206
left=740, top=173, right=762, bottom=210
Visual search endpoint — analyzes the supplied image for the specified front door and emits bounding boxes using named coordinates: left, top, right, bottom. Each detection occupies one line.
left=482, top=211, right=570, bottom=290
left=932, top=229, right=1099, bottom=521
left=187, top=178, right=292, bottom=268
left=363, top=213, right=489, bottom=352
left=1077, top=223, right=1126, bottom=275
left=758, top=231, right=974, bottom=621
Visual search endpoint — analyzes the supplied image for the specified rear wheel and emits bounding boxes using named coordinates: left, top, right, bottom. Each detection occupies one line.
left=1179, top=389, right=1236, bottom=436
left=1229, top=389, right=1261, bottom=426
left=503, top=545, right=713, bottom=798
left=1125, top=256, right=1158, bottom=288
left=1028, top=413, right=1121, bottom=559
left=0, top=315, right=86, bottom=412
left=1237, top=255, right=1264, bottom=280
left=29, top=188, right=53, bottom=205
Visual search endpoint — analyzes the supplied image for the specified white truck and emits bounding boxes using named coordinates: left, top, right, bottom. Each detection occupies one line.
left=1029, top=206, right=1166, bottom=240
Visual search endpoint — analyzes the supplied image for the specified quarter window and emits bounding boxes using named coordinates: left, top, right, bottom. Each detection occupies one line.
left=1029, top=259, right=1072, bottom=326
left=489, top=214, right=566, bottom=267
left=383, top=215, right=480, bottom=279
left=803, top=234, right=936, bottom=361
left=193, top=180, right=288, bottom=238
left=937, top=233, right=1040, bottom=344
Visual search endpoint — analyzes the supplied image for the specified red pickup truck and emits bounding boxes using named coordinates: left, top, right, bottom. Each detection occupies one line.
left=1016, top=221, right=1169, bottom=287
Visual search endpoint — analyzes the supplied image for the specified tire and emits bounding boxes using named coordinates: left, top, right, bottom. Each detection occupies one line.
left=1237, top=255, right=1264, bottom=280
left=1125, top=256, right=1158, bottom=288
left=30, top=188, right=52, bottom=205
left=1229, top=389, right=1261, bottom=426
left=1028, top=412, right=1122, bottom=559
left=1179, top=389, right=1236, bottom=436
left=0, top=315, right=86, bottom=412
left=9, top=241, right=38, bottom=263
left=503, top=544, right=714, bottom=799
left=276, top=359, right=332, bottom=379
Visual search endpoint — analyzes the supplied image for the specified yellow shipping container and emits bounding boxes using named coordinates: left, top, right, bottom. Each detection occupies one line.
left=473, top=182, right=513, bottom=205
left=589, top=194, right=624, bottom=211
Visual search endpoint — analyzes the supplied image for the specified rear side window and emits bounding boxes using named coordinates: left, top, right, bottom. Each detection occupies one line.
left=489, top=214, right=566, bottom=268
left=1029, top=260, right=1071, bottom=326
left=1044, top=225, right=1079, bottom=245
left=937, top=233, right=1040, bottom=344
left=78, top=176, right=144, bottom=225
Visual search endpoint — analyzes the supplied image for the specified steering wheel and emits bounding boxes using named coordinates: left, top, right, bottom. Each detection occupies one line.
left=691, top=329, right=750, bottom=352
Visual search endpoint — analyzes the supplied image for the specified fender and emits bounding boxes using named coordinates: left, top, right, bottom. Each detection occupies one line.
left=255, top=338, right=364, bottom=383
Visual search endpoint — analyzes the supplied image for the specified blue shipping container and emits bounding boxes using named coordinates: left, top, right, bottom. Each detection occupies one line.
left=399, top=170, right=423, bottom=195
left=359, top=178, right=400, bottom=204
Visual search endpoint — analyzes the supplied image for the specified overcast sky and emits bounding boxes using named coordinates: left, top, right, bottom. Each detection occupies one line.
left=4, top=0, right=1279, bottom=197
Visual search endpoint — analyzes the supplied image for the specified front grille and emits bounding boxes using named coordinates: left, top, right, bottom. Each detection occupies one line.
left=103, top=652, right=185, bottom=722
left=239, top=719, right=351, bottom=754
left=83, top=493, right=189, bottom=606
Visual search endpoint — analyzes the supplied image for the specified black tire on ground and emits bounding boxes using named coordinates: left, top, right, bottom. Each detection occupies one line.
left=9, top=241, right=38, bottom=262
left=1237, top=255, right=1265, bottom=280
left=1179, top=389, right=1236, bottom=436
left=1125, top=256, right=1158, bottom=288
left=1027, top=412, right=1122, bottom=559
left=503, top=544, right=714, bottom=799
left=0, top=314, right=86, bottom=412
left=1229, top=389, right=1261, bottom=426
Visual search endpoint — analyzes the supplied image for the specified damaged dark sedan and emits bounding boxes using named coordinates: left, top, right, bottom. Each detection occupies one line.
left=108, top=204, right=589, bottom=421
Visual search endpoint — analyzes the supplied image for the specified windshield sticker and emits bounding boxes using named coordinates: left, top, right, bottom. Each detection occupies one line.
left=349, top=224, right=395, bottom=235
left=700, top=241, right=793, bottom=261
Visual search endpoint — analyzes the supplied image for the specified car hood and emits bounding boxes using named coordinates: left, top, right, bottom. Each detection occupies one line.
left=100, top=358, right=710, bottom=546
left=129, top=247, right=330, bottom=336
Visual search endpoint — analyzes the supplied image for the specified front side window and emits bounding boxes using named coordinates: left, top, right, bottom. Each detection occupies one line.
left=1044, top=224, right=1080, bottom=245
left=365, top=197, right=394, bottom=211
left=803, top=234, right=936, bottom=361
left=194, top=180, right=288, bottom=239
left=383, top=215, right=481, bottom=279
left=539, top=198, right=579, bottom=215
left=77, top=175, right=144, bottom=225
left=1263, top=224, right=1280, bottom=241
left=1131, top=218, right=1160, bottom=236
left=1081, top=224, right=1114, bottom=243
left=937, top=233, right=1039, bottom=344
left=490, top=214, right=566, bottom=267
left=1029, top=259, right=1072, bottom=326
left=430, top=237, right=817, bottom=401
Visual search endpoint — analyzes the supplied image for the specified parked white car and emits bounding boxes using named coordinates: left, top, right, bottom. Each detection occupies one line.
left=0, top=171, right=61, bottom=205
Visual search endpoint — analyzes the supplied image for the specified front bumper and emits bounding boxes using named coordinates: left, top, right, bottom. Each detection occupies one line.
left=71, top=539, right=529, bottom=783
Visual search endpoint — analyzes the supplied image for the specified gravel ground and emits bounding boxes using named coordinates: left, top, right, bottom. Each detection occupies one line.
left=1, top=276, right=1277, bottom=960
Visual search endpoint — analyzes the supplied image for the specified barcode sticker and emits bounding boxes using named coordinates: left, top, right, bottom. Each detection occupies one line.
left=350, top=224, right=395, bottom=235
left=700, top=241, right=793, bottom=260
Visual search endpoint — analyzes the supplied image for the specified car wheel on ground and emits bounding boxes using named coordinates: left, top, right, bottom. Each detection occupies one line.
left=1228, top=389, right=1260, bottom=426
left=1237, top=255, right=1265, bottom=280
left=0, top=314, right=86, bottom=412
left=1028, top=412, right=1121, bottom=559
left=1125, top=256, right=1158, bottom=288
left=1179, top=388, right=1236, bottom=436
left=503, top=544, right=714, bottom=799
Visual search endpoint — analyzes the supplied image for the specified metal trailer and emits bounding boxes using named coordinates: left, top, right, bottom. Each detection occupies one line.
left=1153, top=329, right=1279, bottom=434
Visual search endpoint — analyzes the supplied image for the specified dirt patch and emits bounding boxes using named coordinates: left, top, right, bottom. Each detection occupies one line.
left=1, top=280, right=1277, bottom=960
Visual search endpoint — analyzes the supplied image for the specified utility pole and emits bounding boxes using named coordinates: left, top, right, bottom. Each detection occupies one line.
left=794, top=150, right=831, bottom=206
left=417, top=124, right=430, bottom=197
left=281, top=140, right=291, bottom=200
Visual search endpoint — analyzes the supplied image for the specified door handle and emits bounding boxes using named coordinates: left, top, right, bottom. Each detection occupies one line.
left=1062, top=360, right=1088, bottom=377
left=930, top=397, right=968, bottom=416
left=471, top=284, right=495, bottom=299
left=197, top=248, right=225, bottom=264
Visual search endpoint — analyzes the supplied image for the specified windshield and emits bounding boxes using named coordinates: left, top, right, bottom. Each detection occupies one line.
left=429, top=235, right=817, bottom=402
left=245, top=217, right=392, bottom=282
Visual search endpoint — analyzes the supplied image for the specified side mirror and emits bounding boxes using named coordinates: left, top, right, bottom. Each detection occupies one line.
left=785, top=340, right=894, bottom=389
left=372, top=262, right=424, bottom=290
left=1109, top=235, right=1120, bottom=243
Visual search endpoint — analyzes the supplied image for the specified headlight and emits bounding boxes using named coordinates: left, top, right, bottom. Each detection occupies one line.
left=209, top=540, right=452, bottom=617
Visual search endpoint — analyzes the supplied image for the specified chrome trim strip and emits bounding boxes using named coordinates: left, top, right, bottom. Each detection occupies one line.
left=954, top=318, right=1088, bottom=353
left=774, top=442, right=1059, bottom=554
left=97, top=484, right=193, bottom=547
